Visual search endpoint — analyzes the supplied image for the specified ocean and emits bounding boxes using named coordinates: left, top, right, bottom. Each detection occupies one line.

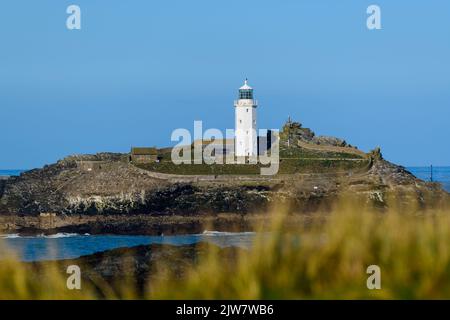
left=407, top=166, right=450, bottom=192
left=0, top=169, right=25, bottom=177
left=0, top=232, right=255, bottom=262
left=0, top=167, right=449, bottom=262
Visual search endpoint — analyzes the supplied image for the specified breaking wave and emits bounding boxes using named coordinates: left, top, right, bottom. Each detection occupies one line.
left=202, top=230, right=255, bottom=236
left=0, top=233, right=90, bottom=239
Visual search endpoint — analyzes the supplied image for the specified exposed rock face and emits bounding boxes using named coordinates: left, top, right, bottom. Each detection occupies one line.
left=0, top=155, right=278, bottom=217
left=64, top=183, right=272, bottom=216
left=0, top=156, right=164, bottom=215
left=0, top=179, right=6, bottom=198
left=281, top=121, right=352, bottom=148
left=0, top=146, right=447, bottom=235
left=312, top=136, right=348, bottom=147
left=0, top=156, right=441, bottom=215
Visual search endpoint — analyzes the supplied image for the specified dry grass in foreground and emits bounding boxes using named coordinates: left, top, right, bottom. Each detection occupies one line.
left=2, top=197, right=450, bottom=299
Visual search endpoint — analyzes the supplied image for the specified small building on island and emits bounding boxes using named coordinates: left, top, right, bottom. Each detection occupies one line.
left=130, top=147, right=161, bottom=164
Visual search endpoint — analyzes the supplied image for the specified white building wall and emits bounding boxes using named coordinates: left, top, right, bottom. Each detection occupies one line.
left=235, top=99, right=258, bottom=157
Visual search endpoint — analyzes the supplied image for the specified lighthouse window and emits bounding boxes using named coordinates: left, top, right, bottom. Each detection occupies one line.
left=239, top=90, right=253, bottom=99
left=239, top=119, right=242, bottom=123
left=246, top=109, right=249, bottom=112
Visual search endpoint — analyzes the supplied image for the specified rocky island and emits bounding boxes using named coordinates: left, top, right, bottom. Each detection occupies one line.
left=0, top=121, right=447, bottom=235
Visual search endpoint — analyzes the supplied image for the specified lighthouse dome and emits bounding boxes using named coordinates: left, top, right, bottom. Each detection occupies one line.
left=239, top=79, right=253, bottom=90
left=239, top=79, right=253, bottom=99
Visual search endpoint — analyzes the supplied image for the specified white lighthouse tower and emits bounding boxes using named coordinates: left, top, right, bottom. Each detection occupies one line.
left=234, top=79, right=258, bottom=157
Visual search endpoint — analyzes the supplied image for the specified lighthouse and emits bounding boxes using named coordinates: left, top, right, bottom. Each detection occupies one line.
left=234, top=79, right=258, bottom=157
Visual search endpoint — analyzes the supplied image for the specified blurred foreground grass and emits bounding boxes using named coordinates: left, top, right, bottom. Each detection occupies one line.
left=2, top=196, right=450, bottom=299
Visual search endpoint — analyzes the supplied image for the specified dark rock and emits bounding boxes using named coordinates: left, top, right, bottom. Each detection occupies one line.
left=33, top=243, right=241, bottom=297
left=280, top=120, right=349, bottom=147
left=312, top=136, right=348, bottom=147
left=0, top=141, right=448, bottom=235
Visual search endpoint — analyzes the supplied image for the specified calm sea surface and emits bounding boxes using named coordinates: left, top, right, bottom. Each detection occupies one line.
left=0, top=232, right=255, bottom=262
left=0, top=169, right=25, bottom=177
left=0, top=167, right=448, bottom=262
left=407, top=166, right=450, bottom=192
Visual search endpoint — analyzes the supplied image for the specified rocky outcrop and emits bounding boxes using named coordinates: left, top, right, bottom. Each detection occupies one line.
left=0, top=150, right=343, bottom=218
left=0, top=145, right=447, bottom=235
left=312, top=136, right=348, bottom=147
left=64, top=183, right=273, bottom=215
left=0, top=179, right=6, bottom=198
left=281, top=120, right=355, bottom=148
left=0, top=155, right=277, bottom=217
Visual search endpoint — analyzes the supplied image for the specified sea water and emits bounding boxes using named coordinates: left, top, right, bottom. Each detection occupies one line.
left=0, top=170, right=25, bottom=177
left=0, top=232, right=255, bottom=262
left=407, top=166, right=450, bottom=192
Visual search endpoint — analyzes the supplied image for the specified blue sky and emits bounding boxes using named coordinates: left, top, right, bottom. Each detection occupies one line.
left=1, top=0, right=449, bottom=169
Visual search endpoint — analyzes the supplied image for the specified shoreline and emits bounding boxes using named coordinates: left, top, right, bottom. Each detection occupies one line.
left=0, top=213, right=324, bottom=237
left=0, top=213, right=297, bottom=237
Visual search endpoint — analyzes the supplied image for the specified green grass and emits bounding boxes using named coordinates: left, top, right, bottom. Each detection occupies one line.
left=136, top=161, right=261, bottom=175
left=135, top=145, right=369, bottom=176
left=157, top=146, right=364, bottom=160
left=134, top=158, right=370, bottom=175
left=279, top=146, right=364, bottom=159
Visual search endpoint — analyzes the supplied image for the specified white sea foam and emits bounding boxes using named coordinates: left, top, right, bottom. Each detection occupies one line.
left=202, top=230, right=255, bottom=236
left=0, top=233, right=87, bottom=239
left=0, top=234, right=21, bottom=239
left=37, top=233, right=82, bottom=239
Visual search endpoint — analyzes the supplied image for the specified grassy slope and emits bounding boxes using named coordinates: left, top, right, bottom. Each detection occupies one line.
left=134, top=145, right=369, bottom=175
